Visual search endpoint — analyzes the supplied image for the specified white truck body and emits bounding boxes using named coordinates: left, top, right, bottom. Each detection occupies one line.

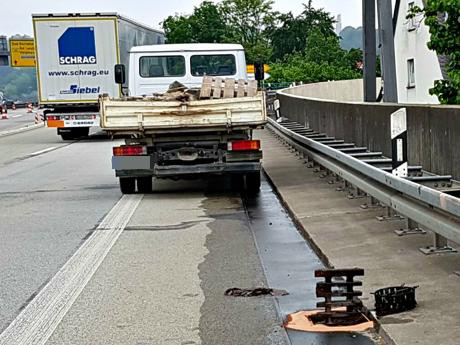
left=101, top=44, right=266, bottom=194
left=32, top=13, right=164, bottom=137
left=128, top=44, right=248, bottom=95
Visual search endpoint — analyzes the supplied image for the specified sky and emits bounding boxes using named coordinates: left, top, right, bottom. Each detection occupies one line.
left=0, top=0, right=363, bottom=38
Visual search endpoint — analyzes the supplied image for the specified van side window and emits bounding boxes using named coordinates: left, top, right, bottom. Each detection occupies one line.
left=190, top=55, right=236, bottom=76
left=140, top=56, right=186, bottom=78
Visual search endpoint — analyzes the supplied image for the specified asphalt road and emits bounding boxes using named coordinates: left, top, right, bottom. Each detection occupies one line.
left=0, top=128, right=122, bottom=333
left=0, top=108, right=37, bottom=132
left=0, top=128, right=378, bottom=344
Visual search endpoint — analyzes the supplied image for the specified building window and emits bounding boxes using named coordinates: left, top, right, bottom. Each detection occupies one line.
left=0, top=37, right=7, bottom=52
left=407, top=59, right=416, bottom=88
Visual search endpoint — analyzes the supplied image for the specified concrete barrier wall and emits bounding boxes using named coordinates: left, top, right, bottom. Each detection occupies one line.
left=278, top=90, right=460, bottom=180
left=283, top=79, right=381, bottom=102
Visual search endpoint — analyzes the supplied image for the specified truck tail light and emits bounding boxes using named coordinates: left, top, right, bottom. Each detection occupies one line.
left=228, top=140, right=261, bottom=151
left=113, top=145, right=147, bottom=156
left=47, top=115, right=57, bottom=120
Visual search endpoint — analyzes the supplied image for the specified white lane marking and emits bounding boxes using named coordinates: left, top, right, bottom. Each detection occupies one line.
left=27, top=147, right=57, bottom=157
left=12, top=114, right=23, bottom=118
left=0, top=194, right=143, bottom=345
left=0, top=123, right=45, bottom=138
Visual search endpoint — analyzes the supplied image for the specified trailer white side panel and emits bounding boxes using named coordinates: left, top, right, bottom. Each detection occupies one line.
left=34, top=18, right=120, bottom=104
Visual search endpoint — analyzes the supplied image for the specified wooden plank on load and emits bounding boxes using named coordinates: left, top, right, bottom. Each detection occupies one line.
left=247, top=80, right=258, bottom=97
left=237, top=79, right=246, bottom=98
left=200, top=76, right=213, bottom=99
left=224, top=79, right=235, bottom=98
left=212, top=77, right=223, bottom=99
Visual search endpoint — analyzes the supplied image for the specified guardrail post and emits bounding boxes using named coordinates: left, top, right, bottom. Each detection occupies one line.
left=376, top=206, right=404, bottom=221
left=348, top=186, right=366, bottom=199
left=395, top=219, right=427, bottom=236
left=274, top=99, right=280, bottom=120
left=420, top=233, right=457, bottom=255
left=391, top=108, right=408, bottom=177
left=360, top=196, right=381, bottom=209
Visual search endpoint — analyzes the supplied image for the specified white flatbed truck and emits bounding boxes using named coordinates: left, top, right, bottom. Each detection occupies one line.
left=99, top=44, right=267, bottom=193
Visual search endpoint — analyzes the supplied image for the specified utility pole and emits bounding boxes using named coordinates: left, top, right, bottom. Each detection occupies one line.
left=363, top=0, right=377, bottom=102
left=376, top=0, right=398, bottom=103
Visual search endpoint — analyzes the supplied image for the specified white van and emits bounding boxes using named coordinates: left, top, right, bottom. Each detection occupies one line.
left=128, top=43, right=248, bottom=95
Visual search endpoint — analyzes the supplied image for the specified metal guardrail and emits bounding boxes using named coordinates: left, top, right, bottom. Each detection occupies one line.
left=267, top=117, right=460, bottom=251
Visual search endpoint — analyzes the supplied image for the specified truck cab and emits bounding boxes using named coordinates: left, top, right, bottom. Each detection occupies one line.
left=128, top=44, right=247, bottom=95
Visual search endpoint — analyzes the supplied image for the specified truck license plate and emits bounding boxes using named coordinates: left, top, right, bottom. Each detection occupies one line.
left=63, top=119, right=98, bottom=127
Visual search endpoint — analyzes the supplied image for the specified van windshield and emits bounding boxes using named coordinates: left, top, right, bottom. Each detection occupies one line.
left=140, top=56, right=186, bottom=78
left=191, top=54, right=236, bottom=77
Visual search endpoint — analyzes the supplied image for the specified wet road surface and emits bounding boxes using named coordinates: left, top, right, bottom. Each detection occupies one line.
left=0, top=127, right=379, bottom=344
left=244, top=177, right=377, bottom=345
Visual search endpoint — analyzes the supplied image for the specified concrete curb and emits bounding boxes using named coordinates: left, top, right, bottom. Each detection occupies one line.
left=0, top=122, right=45, bottom=138
left=261, top=166, right=398, bottom=345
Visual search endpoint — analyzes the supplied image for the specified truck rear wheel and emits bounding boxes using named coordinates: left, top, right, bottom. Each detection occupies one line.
left=119, top=177, right=135, bottom=194
left=60, top=133, right=74, bottom=140
left=137, top=177, right=152, bottom=194
left=230, top=174, right=245, bottom=191
left=245, top=172, right=261, bottom=194
left=59, top=128, right=89, bottom=141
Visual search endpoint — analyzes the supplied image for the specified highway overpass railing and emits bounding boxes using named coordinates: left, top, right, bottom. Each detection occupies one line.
left=268, top=84, right=460, bottom=254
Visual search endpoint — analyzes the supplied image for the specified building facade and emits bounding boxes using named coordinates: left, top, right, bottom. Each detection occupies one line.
left=394, top=0, right=443, bottom=104
left=0, top=36, right=9, bottom=66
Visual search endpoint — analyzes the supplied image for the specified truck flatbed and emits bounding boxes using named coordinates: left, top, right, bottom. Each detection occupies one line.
left=99, top=92, right=267, bottom=135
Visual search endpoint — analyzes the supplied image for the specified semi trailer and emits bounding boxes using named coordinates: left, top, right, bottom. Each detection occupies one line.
left=32, top=13, right=165, bottom=140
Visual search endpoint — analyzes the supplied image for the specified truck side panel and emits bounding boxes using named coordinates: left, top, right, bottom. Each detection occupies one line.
left=117, top=19, right=165, bottom=91
left=33, top=17, right=120, bottom=104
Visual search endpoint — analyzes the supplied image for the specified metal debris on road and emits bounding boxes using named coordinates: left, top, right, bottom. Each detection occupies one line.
left=372, top=285, right=418, bottom=317
left=224, top=287, right=289, bottom=297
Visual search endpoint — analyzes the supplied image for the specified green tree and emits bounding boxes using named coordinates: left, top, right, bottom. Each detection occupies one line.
left=268, top=30, right=362, bottom=83
left=220, top=0, right=278, bottom=63
left=268, top=1, right=336, bottom=61
left=162, top=1, right=227, bottom=44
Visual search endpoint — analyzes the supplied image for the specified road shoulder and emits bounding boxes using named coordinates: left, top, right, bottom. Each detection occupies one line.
left=256, top=128, right=460, bottom=345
